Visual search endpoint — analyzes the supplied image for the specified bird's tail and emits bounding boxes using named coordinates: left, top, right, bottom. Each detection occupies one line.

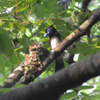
left=55, top=55, right=64, bottom=72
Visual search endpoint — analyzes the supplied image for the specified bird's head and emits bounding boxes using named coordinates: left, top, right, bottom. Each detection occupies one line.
left=44, top=26, right=57, bottom=37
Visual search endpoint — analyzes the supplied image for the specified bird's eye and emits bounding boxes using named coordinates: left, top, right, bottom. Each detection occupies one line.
left=47, top=29, right=50, bottom=33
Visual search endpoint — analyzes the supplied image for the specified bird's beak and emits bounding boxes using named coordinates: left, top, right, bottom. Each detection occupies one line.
left=44, top=33, right=49, bottom=37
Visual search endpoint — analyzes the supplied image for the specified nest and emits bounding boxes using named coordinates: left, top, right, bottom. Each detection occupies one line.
left=23, top=44, right=49, bottom=74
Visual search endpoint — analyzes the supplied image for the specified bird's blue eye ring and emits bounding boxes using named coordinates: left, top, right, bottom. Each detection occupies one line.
left=47, top=29, right=50, bottom=33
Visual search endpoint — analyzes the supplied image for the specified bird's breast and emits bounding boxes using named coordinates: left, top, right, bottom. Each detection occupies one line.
left=50, top=37, right=61, bottom=49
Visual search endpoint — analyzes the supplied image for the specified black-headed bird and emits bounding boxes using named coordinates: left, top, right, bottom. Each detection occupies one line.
left=44, top=26, right=64, bottom=72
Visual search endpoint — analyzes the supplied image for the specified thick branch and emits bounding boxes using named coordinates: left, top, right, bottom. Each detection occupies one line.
left=81, top=0, right=92, bottom=42
left=1, top=61, right=24, bottom=88
left=1, top=52, right=100, bottom=100
left=82, top=0, right=92, bottom=10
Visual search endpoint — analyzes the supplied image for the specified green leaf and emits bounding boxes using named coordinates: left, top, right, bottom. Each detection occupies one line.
left=3, top=21, right=13, bottom=29
left=11, top=1, right=27, bottom=14
left=0, top=54, right=5, bottom=67
left=43, top=0, right=58, bottom=13
left=69, top=0, right=76, bottom=8
left=13, top=23, right=26, bottom=32
left=52, top=19, right=69, bottom=32
left=9, top=54, right=20, bottom=65
left=17, top=2, right=28, bottom=12
left=35, top=4, right=52, bottom=18
left=60, top=92, right=77, bottom=100
left=0, top=0, right=16, bottom=7
left=71, top=10, right=79, bottom=25
left=68, top=42, right=97, bottom=61
left=84, top=94, right=100, bottom=100
left=0, top=29, right=14, bottom=56
left=63, top=58, right=69, bottom=68
left=40, top=71, right=50, bottom=79
left=25, top=28, right=31, bottom=37
left=25, top=0, right=37, bottom=4
left=0, top=74, right=7, bottom=86
left=0, top=88, right=11, bottom=94
left=41, top=37, right=48, bottom=42
left=6, top=59, right=13, bottom=67
left=77, top=11, right=88, bottom=25
left=15, top=83, right=25, bottom=89
left=32, top=36, right=41, bottom=43
left=46, top=61, right=55, bottom=72
left=76, top=86, right=94, bottom=90
left=66, top=22, right=75, bottom=32
left=38, top=23, right=49, bottom=32
left=80, top=92, right=90, bottom=97
left=0, top=54, right=6, bottom=73
left=71, top=10, right=88, bottom=26
left=18, top=38, right=29, bottom=53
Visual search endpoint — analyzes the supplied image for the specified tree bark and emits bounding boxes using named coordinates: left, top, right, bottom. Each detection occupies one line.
left=82, top=0, right=92, bottom=10
left=1, top=52, right=100, bottom=100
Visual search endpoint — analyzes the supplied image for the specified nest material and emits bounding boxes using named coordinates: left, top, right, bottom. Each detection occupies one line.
left=24, top=44, right=49, bottom=74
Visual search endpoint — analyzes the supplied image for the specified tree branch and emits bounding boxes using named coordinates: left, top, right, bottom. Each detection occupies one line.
left=1, top=61, right=24, bottom=88
left=1, top=52, right=100, bottom=100
left=82, top=0, right=92, bottom=43
left=82, top=0, right=92, bottom=10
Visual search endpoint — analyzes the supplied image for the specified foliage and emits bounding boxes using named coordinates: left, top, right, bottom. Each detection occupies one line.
left=0, top=0, right=100, bottom=100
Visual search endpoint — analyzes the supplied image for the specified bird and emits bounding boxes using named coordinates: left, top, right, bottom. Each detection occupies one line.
left=44, top=25, right=64, bottom=72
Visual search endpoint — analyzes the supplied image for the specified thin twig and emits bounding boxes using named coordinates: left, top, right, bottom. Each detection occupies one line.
left=26, top=5, right=33, bottom=22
